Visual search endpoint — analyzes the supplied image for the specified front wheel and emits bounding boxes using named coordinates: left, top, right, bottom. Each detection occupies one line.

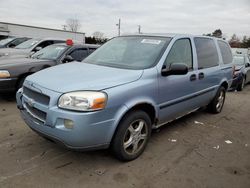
left=237, top=77, right=245, bottom=91
left=207, top=86, right=226, bottom=114
left=111, top=110, right=152, bottom=161
left=16, top=77, right=26, bottom=91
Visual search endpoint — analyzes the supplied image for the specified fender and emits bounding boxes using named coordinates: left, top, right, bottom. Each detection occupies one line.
left=123, top=96, right=159, bottom=118
left=29, top=65, right=51, bottom=73
left=107, top=96, right=159, bottom=141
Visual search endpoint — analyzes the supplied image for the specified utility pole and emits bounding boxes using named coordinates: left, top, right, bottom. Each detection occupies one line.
left=138, top=25, right=141, bottom=34
left=116, top=18, right=121, bottom=36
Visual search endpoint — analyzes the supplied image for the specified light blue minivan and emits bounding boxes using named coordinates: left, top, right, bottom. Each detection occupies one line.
left=17, top=34, right=233, bottom=161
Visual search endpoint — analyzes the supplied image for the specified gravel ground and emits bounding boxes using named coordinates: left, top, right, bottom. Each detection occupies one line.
left=0, top=86, right=250, bottom=188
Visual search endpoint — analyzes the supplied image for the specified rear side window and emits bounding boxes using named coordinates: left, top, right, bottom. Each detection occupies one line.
left=194, top=38, right=219, bottom=69
left=89, top=48, right=97, bottom=54
left=218, top=41, right=232, bottom=64
left=36, top=40, right=54, bottom=49
left=9, top=38, right=28, bottom=46
left=69, top=48, right=88, bottom=61
left=164, top=38, right=193, bottom=69
left=54, top=40, right=65, bottom=44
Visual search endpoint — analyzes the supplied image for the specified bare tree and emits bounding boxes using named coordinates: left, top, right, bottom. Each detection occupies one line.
left=212, top=29, right=222, bottom=38
left=92, top=31, right=104, bottom=40
left=91, top=31, right=108, bottom=44
left=229, top=34, right=241, bottom=48
left=66, top=18, right=81, bottom=32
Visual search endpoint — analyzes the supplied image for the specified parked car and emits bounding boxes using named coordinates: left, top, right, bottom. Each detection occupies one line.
left=0, top=38, right=66, bottom=58
left=0, top=37, right=30, bottom=48
left=230, top=54, right=250, bottom=91
left=0, top=41, right=99, bottom=92
left=16, top=34, right=233, bottom=161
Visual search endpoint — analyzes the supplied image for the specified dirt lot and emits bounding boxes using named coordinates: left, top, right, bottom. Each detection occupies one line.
left=0, top=86, right=250, bottom=188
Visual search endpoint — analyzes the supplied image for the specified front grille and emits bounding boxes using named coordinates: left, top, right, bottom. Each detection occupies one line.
left=23, top=86, right=50, bottom=106
left=24, top=102, right=47, bottom=123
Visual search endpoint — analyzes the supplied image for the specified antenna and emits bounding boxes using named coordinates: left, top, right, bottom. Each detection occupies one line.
left=116, top=18, right=121, bottom=36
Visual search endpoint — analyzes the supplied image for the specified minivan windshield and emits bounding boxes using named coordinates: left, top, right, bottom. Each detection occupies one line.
left=15, top=39, right=40, bottom=49
left=83, top=36, right=171, bottom=69
left=31, top=45, right=68, bottom=60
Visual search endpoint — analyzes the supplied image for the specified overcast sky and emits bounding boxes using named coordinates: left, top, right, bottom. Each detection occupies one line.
left=0, top=0, right=249, bottom=39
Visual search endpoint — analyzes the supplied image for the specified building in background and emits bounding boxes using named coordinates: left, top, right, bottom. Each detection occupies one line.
left=0, top=22, right=85, bottom=43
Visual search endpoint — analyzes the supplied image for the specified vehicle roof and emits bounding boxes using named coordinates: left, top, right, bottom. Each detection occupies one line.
left=121, top=33, right=225, bottom=41
left=234, top=53, right=249, bottom=58
left=232, top=48, right=249, bottom=55
left=8, top=36, right=29, bottom=39
left=52, top=43, right=100, bottom=48
left=27, top=38, right=67, bottom=42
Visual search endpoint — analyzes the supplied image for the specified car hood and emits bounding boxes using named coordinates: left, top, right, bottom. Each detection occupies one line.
left=26, top=62, right=143, bottom=93
left=0, top=57, right=50, bottom=68
left=0, top=48, right=30, bottom=57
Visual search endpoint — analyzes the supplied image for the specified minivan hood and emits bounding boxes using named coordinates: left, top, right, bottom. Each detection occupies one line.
left=0, top=48, right=29, bottom=57
left=26, top=62, right=143, bottom=93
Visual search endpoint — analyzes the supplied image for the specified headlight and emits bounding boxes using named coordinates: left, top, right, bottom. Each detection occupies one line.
left=58, top=91, right=107, bottom=112
left=0, top=70, right=10, bottom=78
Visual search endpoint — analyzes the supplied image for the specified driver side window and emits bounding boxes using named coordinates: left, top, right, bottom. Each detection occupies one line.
left=69, top=48, right=88, bottom=61
left=164, top=39, right=193, bottom=70
left=31, top=40, right=54, bottom=52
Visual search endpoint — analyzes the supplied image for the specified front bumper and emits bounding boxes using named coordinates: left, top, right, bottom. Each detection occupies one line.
left=230, top=74, right=244, bottom=90
left=0, top=78, right=18, bottom=92
left=16, top=83, right=121, bottom=151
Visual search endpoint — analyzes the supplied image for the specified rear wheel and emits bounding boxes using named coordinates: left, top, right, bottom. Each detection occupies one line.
left=236, top=77, right=245, bottom=91
left=207, top=86, right=226, bottom=114
left=111, top=110, right=151, bottom=161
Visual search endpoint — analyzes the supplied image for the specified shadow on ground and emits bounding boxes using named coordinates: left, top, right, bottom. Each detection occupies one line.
left=0, top=92, right=16, bottom=102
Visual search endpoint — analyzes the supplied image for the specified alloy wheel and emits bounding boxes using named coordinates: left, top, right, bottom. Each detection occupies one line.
left=216, top=90, right=225, bottom=111
left=123, top=119, right=148, bottom=155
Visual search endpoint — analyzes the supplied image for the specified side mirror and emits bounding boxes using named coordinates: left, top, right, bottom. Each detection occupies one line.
left=246, top=63, right=250, bottom=68
left=63, top=55, right=74, bottom=63
left=161, top=63, right=188, bottom=76
left=34, top=46, right=42, bottom=52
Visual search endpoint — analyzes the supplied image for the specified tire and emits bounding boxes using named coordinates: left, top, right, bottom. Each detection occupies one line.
left=236, top=77, right=245, bottom=91
left=111, top=110, right=152, bottom=161
left=207, top=86, right=226, bottom=114
left=16, top=77, right=26, bottom=91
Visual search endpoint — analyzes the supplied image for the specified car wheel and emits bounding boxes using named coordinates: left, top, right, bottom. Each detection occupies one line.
left=16, top=77, right=26, bottom=91
left=237, top=77, right=245, bottom=91
left=111, top=110, right=151, bottom=161
left=207, top=86, right=226, bottom=114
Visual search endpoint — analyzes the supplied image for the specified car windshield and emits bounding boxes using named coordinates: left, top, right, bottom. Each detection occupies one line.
left=83, top=36, right=171, bottom=69
left=0, top=38, right=14, bottom=46
left=233, top=56, right=245, bottom=65
left=15, top=39, right=40, bottom=49
left=31, top=45, right=68, bottom=60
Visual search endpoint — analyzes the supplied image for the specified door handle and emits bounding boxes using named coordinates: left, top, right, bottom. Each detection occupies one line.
left=198, top=72, right=205, bottom=80
left=190, top=74, right=196, bottom=81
